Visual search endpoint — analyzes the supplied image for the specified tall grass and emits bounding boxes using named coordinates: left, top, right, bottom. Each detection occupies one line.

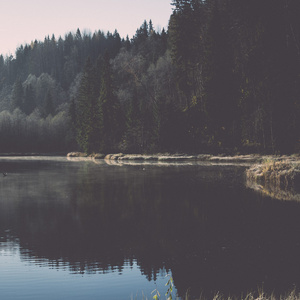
left=132, top=285, right=300, bottom=300
left=143, top=290, right=300, bottom=300
left=246, top=159, right=300, bottom=201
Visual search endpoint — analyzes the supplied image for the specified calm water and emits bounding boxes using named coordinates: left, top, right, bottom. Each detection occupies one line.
left=0, top=157, right=299, bottom=299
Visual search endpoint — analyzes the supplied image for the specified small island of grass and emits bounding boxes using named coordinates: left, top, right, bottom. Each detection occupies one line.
left=246, top=157, right=300, bottom=201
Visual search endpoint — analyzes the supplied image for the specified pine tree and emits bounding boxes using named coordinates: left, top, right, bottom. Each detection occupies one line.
left=168, top=0, right=205, bottom=108
left=98, top=52, right=123, bottom=152
left=204, top=1, right=238, bottom=150
left=76, top=57, right=101, bottom=153
left=122, top=90, right=143, bottom=153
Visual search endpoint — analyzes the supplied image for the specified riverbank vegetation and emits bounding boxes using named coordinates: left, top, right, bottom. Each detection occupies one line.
left=154, top=290, right=300, bottom=300
left=67, top=151, right=300, bottom=201
left=246, top=158, right=300, bottom=201
left=155, top=290, right=300, bottom=300
left=0, top=0, right=299, bottom=154
left=66, top=151, right=300, bottom=200
left=247, top=159, right=300, bottom=190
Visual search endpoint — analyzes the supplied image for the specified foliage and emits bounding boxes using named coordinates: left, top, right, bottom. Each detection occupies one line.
left=151, top=275, right=176, bottom=300
left=165, top=275, right=175, bottom=300
left=246, top=158, right=300, bottom=196
left=98, top=52, right=124, bottom=152
left=0, top=108, right=71, bottom=152
left=74, top=57, right=101, bottom=153
left=0, top=2, right=299, bottom=154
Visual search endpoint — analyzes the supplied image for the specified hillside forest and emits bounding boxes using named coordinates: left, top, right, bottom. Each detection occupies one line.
left=0, top=0, right=299, bottom=154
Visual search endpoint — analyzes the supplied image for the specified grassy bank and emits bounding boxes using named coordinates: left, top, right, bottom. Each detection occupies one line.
left=246, top=157, right=300, bottom=201
left=67, top=152, right=300, bottom=201
left=67, top=152, right=265, bottom=163
left=138, top=289, right=300, bottom=300
left=190, top=290, right=300, bottom=300
left=246, top=159, right=300, bottom=190
left=199, top=291, right=300, bottom=300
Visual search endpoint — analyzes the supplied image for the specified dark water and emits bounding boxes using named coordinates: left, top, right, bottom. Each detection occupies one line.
left=0, top=157, right=299, bottom=299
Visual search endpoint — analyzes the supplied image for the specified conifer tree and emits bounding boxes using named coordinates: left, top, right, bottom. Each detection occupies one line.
left=98, top=52, right=123, bottom=152
left=168, top=0, right=205, bottom=108
left=69, top=97, right=76, bottom=134
left=76, top=57, right=101, bottom=153
left=204, top=1, right=237, bottom=149
left=122, top=90, right=143, bottom=153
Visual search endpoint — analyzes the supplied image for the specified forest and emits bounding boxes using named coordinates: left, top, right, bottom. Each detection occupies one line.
left=0, top=0, right=299, bottom=154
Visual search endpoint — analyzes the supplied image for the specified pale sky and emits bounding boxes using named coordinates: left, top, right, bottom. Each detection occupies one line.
left=0, top=0, right=173, bottom=57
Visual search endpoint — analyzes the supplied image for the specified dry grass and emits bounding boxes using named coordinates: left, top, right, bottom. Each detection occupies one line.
left=134, top=290, right=300, bottom=300
left=66, top=152, right=88, bottom=157
left=246, top=158, right=300, bottom=201
left=247, top=159, right=300, bottom=190
left=205, top=290, right=300, bottom=300
left=211, top=290, right=300, bottom=300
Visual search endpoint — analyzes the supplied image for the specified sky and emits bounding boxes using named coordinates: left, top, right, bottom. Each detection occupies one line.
left=0, top=0, right=173, bottom=57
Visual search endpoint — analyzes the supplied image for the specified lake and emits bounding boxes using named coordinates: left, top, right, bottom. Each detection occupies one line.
left=0, top=157, right=299, bottom=299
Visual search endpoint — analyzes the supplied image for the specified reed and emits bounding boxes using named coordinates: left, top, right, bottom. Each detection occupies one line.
left=139, top=289, right=300, bottom=300
left=246, top=159, right=300, bottom=193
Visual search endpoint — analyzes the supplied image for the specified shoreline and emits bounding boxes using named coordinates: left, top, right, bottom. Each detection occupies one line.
left=66, top=151, right=300, bottom=165
left=67, top=151, right=300, bottom=202
left=1, top=151, right=299, bottom=201
left=246, top=158, right=300, bottom=201
left=66, top=151, right=268, bottom=162
left=0, top=152, right=67, bottom=157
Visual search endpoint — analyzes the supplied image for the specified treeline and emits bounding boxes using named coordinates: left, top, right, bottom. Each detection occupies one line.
left=0, top=0, right=299, bottom=154
left=0, top=109, right=70, bottom=153
left=167, top=0, right=300, bottom=154
left=0, top=28, right=127, bottom=152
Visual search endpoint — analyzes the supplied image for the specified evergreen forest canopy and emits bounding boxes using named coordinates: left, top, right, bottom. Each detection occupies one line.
left=0, top=0, right=299, bottom=154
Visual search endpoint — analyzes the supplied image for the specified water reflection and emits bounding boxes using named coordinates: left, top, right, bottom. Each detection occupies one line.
left=0, top=157, right=299, bottom=299
left=246, top=179, right=300, bottom=202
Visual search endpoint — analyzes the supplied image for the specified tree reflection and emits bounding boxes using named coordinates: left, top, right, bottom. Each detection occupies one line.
left=0, top=159, right=299, bottom=298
